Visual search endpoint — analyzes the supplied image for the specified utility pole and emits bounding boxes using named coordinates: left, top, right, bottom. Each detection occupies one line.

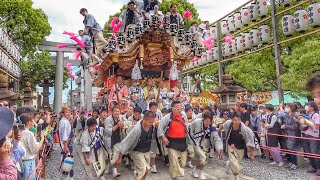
left=70, top=78, right=73, bottom=110
left=216, top=21, right=223, bottom=86
left=271, top=0, right=284, bottom=103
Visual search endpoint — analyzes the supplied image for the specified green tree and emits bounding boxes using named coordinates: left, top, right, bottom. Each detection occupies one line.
left=103, top=5, right=127, bottom=38
left=281, top=39, right=320, bottom=96
left=20, top=51, right=69, bottom=89
left=0, top=0, right=51, bottom=57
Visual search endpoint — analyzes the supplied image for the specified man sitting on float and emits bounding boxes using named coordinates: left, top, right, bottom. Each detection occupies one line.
left=119, top=1, right=142, bottom=33
left=129, top=79, right=147, bottom=111
left=173, top=79, right=189, bottom=105
left=108, top=75, right=130, bottom=115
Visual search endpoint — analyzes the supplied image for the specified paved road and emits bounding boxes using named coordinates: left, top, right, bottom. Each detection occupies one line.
left=46, top=143, right=316, bottom=180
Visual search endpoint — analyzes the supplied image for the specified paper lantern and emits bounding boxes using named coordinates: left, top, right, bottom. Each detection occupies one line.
left=222, top=43, right=230, bottom=57
left=151, top=15, right=160, bottom=27
left=199, top=56, right=206, bottom=65
left=169, top=23, right=178, bottom=36
left=143, top=19, right=150, bottom=31
left=280, top=0, right=292, bottom=7
left=227, top=15, right=236, bottom=33
left=177, top=26, right=185, bottom=42
left=307, top=2, right=320, bottom=27
left=257, top=0, right=268, bottom=18
left=195, top=45, right=205, bottom=57
left=227, top=42, right=237, bottom=55
left=191, top=40, right=198, bottom=53
left=259, top=25, right=270, bottom=44
left=163, top=16, right=170, bottom=30
left=185, top=31, right=192, bottom=46
left=126, top=26, right=135, bottom=42
left=250, top=28, right=260, bottom=47
left=206, top=50, right=213, bottom=63
left=221, top=19, right=229, bottom=35
left=249, top=3, right=259, bottom=22
left=282, top=14, right=295, bottom=36
left=242, top=32, right=252, bottom=50
left=241, top=7, right=251, bottom=26
left=234, top=12, right=243, bottom=30
left=212, top=47, right=219, bottom=60
left=209, top=26, right=218, bottom=39
left=294, top=9, right=309, bottom=32
left=135, top=25, right=143, bottom=37
left=117, top=34, right=126, bottom=47
left=235, top=36, right=244, bottom=52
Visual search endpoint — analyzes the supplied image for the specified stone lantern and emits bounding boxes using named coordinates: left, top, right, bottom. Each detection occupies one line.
left=211, top=74, right=245, bottom=109
left=0, top=73, right=19, bottom=103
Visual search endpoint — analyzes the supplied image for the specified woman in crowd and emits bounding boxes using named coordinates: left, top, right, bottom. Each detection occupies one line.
left=281, top=103, right=301, bottom=170
left=264, top=104, right=284, bottom=167
left=301, top=101, right=320, bottom=175
left=20, top=113, right=45, bottom=180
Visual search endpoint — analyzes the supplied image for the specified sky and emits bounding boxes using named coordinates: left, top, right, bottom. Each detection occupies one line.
left=31, top=0, right=247, bottom=103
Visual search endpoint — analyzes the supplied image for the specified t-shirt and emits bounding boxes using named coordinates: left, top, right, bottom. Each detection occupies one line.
left=59, top=117, right=72, bottom=148
left=304, top=112, right=320, bottom=137
left=21, top=130, right=39, bottom=160
left=241, top=111, right=250, bottom=124
left=228, top=128, right=246, bottom=150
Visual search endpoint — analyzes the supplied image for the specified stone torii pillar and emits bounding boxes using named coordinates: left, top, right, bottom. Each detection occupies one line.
left=39, top=41, right=78, bottom=112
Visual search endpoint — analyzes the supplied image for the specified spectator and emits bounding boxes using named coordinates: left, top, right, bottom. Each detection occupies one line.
left=20, top=113, right=45, bottom=180
left=265, top=104, right=284, bottom=167
left=0, top=107, right=17, bottom=180
left=239, top=103, right=250, bottom=127
left=301, top=101, right=320, bottom=175
left=281, top=103, right=301, bottom=170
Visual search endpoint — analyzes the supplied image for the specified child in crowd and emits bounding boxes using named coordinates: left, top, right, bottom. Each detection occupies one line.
left=259, top=119, right=269, bottom=160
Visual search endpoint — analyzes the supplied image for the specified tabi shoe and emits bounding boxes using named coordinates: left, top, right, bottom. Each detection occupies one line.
left=234, top=175, right=240, bottom=180
left=100, top=176, right=106, bottom=180
left=278, top=162, right=284, bottom=167
left=151, top=165, right=158, bottom=173
left=192, top=168, right=199, bottom=178
left=104, top=163, right=110, bottom=174
left=268, top=161, right=277, bottom=165
left=226, top=161, right=231, bottom=174
left=112, top=168, right=121, bottom=177
left=187, top=161, right=194, bottom=168
left=199, top=170, right=207, bottom=180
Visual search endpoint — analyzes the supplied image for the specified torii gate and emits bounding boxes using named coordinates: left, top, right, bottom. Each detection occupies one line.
left=38, top=41, right=92, bottom=112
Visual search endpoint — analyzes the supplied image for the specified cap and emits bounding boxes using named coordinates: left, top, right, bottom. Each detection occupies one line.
left=223, top=111, right=230, bottom=116
left=0, top=107, right=14, bottom=140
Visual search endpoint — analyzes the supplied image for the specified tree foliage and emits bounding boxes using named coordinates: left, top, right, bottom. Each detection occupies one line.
left=103, top=4, right=127, bottom=38
left=0, top=0, right=51, bottom=57
left=20, top=51, right=69, bottom=89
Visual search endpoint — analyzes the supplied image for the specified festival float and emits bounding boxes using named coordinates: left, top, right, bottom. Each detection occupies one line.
left=92, top=8, right=199, bottom=108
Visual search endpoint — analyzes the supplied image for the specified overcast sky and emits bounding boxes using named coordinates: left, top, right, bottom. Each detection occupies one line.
left=31, top=0, right=247, bottom=103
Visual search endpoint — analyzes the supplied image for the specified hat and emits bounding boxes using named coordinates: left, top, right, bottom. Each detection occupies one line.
left=223, top=111, right=230, bottom=116
left=0, top=107, right=14, bottom=140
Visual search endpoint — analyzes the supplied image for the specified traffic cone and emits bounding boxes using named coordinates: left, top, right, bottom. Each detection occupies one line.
left=54, top=133, right=59, bottom=143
